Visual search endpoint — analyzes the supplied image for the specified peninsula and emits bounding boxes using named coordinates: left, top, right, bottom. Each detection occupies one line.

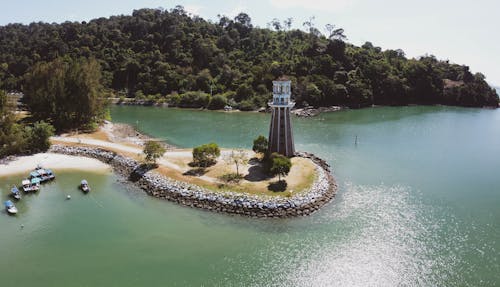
left=1, top=78, right=337, bottom=217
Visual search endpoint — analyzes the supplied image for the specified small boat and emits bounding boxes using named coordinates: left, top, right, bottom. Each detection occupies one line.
left=46, top=169, right=55, bottom=180
left=10, top=186, right=21, bottom=200
left=224, top=105, right=233, bottom=111
left=37, top=168, right=49, bottom=182
left=23, top=178, right=41, bottom=192
left=30, top=178, right=41, bottom=191
left=4, top=200, right=18, bottom=214
left=30, top=166, right=55, bottom=182
left=80, top=180, right=90, bottom=193
left=29, top=171, right=40, bottom=180
left=22, top=179, right=32, bottom=192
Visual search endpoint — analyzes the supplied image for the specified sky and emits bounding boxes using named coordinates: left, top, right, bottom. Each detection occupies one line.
left=1, top=0, right=499, bottom=87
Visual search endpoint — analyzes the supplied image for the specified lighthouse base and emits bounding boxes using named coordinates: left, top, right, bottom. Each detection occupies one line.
left=268, top=106, right=295, bottom=157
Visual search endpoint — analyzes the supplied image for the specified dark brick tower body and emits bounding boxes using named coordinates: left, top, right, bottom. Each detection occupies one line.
left=268, top=78, right=295, bottom=157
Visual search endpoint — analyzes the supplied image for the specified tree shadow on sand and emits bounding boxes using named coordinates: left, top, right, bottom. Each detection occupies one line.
left=183, top=167, right=207, bottom=176
left=244, top=164, right=272, bottom=182
left=267, top=180, right=287, bottom=192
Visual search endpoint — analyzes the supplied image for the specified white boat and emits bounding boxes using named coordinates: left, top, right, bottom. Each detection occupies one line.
left=5, top=200, right=18, bottom=214
left=11, top=186, right=21, bottom=200
left=22, top=178, right=41, bottom=192
left=22, top=179, right=32, bottom=192
left=80, top=180, right=90, bottom=193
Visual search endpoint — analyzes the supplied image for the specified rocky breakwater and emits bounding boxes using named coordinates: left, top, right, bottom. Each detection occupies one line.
left=49, top=145, right=337, bottom=218
left=291, top=106, right=343, bottom=117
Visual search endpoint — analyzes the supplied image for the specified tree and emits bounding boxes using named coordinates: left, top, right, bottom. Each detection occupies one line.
left=0, top=8, right=496, bottom=109
left=325, top=24, right=346, bottom=41
left=143, top=140, right=166, bottom=164
left=207, top=94, right=227, bottom=110
left=252, top=135, right=268, bottom=156
left=192, top=142, right=220, bottom=167
left=225, top=149, right=248, bottom=176
left=270, top=153, right=292, bottom=182
left=27, top=121, right=55, bottom=153
left=23, top=57, right=106, bottom=131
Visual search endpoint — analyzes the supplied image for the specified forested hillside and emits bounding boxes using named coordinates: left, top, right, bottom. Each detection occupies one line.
left=0, top=6, right=498, bottom=109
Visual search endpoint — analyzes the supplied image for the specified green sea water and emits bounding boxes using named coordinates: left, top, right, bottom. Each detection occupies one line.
left=1, top=106, right=499, bottom=286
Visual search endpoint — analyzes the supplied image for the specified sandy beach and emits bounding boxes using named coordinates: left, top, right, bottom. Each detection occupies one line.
left=0, top=153, right=111, bottom=177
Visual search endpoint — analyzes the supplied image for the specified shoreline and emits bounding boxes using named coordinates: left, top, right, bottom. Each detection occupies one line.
left=1, top=121, right=338, bottom=217
left=49, top=145, right=337, bottom=218
left=0, top=153, right=111, bottom=177
left=110, top=101, right=499, bottom=118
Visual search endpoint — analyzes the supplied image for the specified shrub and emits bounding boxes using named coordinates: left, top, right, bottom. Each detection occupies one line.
left=238, top=100, right=256, bottom=111
left=192, top=142, right=220, bottom=167
left=269, top=153, right=292, bottom=181
left=27, top=121, right=55, bottom=153
left=252, top=135, right=268, bottom=157
left=208, top=94, right=227, bottom=110
left=143, top=140, right=166, bottom=164
left=179, top=91, right=210, bottom=108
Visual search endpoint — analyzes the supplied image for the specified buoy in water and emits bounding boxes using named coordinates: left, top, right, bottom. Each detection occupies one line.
left=66, top=195, right=71, bottom=200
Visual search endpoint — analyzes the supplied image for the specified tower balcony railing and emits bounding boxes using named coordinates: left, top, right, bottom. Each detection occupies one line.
left=268, top=100, right=295, bottom=107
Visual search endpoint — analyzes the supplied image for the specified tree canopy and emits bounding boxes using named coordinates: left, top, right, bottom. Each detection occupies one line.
left=252, top=135, right=268, bottom=156
left=143, top=140, right=166, bottom=163
left=23, top=57, right=107, bottom=131
left=0, top=6, right=497, bottom=109
left=269, top=153, right=292, bottom=182
left=192, top=142, right=220, bottom=167
left=0, top=85, right=54, bottom=157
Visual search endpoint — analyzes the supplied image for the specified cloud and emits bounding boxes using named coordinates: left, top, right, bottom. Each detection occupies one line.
left=226, top=3, right=248, bottom=18
left=269, top=0, right=354, bottom=12
left=184, top=4, right=203, bottom=16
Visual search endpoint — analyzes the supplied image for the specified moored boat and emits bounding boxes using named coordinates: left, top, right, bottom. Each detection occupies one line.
left=23, top=178, right=41, bottom=192
left=4, top=200, right=18, bottom=214
left=30, top=178, right=41, bottom=191
left=22, top=179, right=32, bottom=192
left=29, top=166, right=55, bottom=182
left=10, top=186, right=21, bottom=200
left=46, top=169, right=55, bottom=180
left=29, top=171, right=40, bottom=180
left=37, top=168, right=49, bottom=182
left=80, top=180, right=90, bottom=193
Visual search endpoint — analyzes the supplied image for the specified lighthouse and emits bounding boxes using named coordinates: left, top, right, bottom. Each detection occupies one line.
left=268, top=77, right=295, bottom=157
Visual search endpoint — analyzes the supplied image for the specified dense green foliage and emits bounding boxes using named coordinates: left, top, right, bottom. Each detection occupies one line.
left=252, top=135, right=268, bottom=156
left=26, top=121, right=55, bottom=152
left=0, top=89, right=54, bottom=157
left=192, top=142, right=220, bottom=167
left=269, top=153, right=292, bottom=182
left=143, top=140, right=165, bottom=163
left=0, top=6, right=497, bottom=108
left=23, top=57, right=107, bottom=131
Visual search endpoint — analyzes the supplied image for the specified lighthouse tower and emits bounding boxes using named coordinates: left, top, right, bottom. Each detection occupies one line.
left=268, top=77, right=295, bottom=157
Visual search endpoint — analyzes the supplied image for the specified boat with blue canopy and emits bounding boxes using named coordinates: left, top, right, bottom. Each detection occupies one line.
left=22, top=178, right=40, bottom=192
left=45, top=169, right=55, bottom=180
left=29, top=166, right=55, bottom=182
left=29, top=171, right=40, bottom=179
left=5, top=200, right=18, bottom=214
left=10, top=186, right=21, bottom=200
left=31, top=178, right=41, bottom=191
